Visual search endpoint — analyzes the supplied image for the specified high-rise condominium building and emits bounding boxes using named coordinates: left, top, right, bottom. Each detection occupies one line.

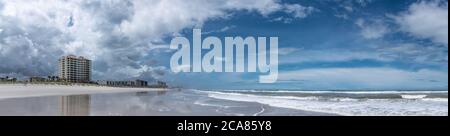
left=59, top=55, right=92, bottom=83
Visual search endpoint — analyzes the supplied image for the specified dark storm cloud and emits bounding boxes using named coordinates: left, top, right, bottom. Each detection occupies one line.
left=0, top=0, right=144, bottom=79
left=0, top=0, right=315, bottom=81
left=0, top=16, right=68, bottom=77
left=81, top=0, right=134, bottom=23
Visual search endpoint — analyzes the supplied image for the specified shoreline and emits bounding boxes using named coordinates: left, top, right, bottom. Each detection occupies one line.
left=1, top=85, right=446, bottom=116
left=0, top=88, right=339, bottom=116
left=0, top=84, right=167, bottom=100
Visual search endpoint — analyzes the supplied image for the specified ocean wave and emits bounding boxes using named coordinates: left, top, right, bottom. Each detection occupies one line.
left=199, top=90, right=448, bottom=116
left=213, top=89, right=448, bottom=94
left=401, top=95, right=428, bottom=99
left=421, top=98, right=449, bottom=102
left=193, top=100, right=245, bottom=109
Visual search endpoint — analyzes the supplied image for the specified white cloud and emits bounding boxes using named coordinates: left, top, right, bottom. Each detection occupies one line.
left=278, top=43, right=447, bottom=67
left=269, top=3, right=316, bottom=23
left=0, top=0, right=313, bottom=79
left=332, top=0, right=373, bottom=20
left=394, top=0, right=448, bottom=45
left=279, top=68, right=448, bottom=89
left=278, top=47, right=301, bottom=55
left=355, top=18, right=389, bottom=39
left=269, top=16, right=294, bottom=24
left=355, top=0, right=372, bottom=7
left=203, top=25, right=236, bottom=34
left=283, top=4, right=316, bottom=19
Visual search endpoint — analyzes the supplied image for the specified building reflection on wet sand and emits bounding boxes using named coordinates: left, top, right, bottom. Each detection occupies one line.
left=0, top=91, right=172, bottom=116
left=0, top=94, right=92, bottom=116
left=0, top=90, right=303, bottom=116
left=59, top=95, right=91, bottom=116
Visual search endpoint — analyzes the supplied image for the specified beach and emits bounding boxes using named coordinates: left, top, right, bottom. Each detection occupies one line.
left=0, top=84, right=165, bottom=99
left=0, top=85, right=335, bottom=116
left=0, top=85, right=447, bottom=116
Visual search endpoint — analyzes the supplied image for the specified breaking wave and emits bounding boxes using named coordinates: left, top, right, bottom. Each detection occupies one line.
left=197, top=90, right=448, bottom=116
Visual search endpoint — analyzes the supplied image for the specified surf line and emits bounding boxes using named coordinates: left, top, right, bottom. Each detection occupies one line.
left=169, top=29, right=279, bottom=83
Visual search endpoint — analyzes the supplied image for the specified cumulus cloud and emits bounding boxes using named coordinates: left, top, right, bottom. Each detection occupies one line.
left=278, top=68, right=448, bottom=90
left=394, top=0, right=448, bottom=45
left=203, top=25, right=236, bottom=34
left=332, top=0, right=373, bottom=19
left=270, top=3, right=316, bottom=23
left=0, top=0, right=313, bottom=80
left=278, top=47, right=301, bottom=55
left=283, top=4, right=316, bottom=19
left=355, top=18, right=389, bottom=39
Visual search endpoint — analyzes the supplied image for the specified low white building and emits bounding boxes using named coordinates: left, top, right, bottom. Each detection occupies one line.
left=97, top=80, right=148, bottom=87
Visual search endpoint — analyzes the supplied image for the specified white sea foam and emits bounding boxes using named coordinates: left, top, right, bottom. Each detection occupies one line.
left=401, top=95, right=428, bottom=99
left=194, top=100, right=245, bottom=109
left=253, top=105, right=266, bottom=116
left=422, top=98, right=449, bottom=102
left=200, top=90, right=448, bottom=116
left=217, top=89, right=448, bottom=94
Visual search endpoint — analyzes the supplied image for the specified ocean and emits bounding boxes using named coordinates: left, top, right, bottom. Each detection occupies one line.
left=200, top=90, right=448, bottom=116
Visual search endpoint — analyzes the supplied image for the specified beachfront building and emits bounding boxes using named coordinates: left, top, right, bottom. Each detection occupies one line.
left=47, top=76, right=60, bottom=82
left=0, top=76, right=17, bottom=82
left=0, top=77, right=7, bottom=81
left=58, top=55, right=92, bottom=83
left=29, top=77, right=47, bottom=82
left=97, top=80, right=148, bottom=87
left=148, top=81, right=168, bottom=88
left=28, top=76, right=61, bottom=83
left=135, top=80, right=149, bottom=87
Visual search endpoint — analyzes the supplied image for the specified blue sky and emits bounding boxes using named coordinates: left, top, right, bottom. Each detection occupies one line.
left=0, top=0, right=448, bottom=90
left=161, top=0, right=448, bottom=90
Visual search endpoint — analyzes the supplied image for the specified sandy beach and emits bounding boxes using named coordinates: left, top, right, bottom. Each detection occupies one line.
left=0, top=84, right=165, bottom=99
left=0, top=88, right=335, bottom=116
left=0, top=85, right=446, bottom=116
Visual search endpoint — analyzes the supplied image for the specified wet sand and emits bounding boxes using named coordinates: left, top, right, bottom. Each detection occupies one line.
left=0, top=84, right=165, bottom=99
left=0, top=89, right=336, bottom=116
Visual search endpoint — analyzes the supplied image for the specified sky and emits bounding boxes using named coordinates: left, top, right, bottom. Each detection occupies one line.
left=0, top=0, right=448, bottom=90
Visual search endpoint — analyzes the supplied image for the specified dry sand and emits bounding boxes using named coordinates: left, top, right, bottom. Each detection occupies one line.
left=0, top=84, right=165, bottom=99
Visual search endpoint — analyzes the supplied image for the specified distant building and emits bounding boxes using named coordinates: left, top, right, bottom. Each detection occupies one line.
left=59, top=55, right=92, bottom=83
left=149, top=81, right=168, bottom=88
left=29, top=77, right=46, bottom=82
left=0, top=76, right=17, bottom=82
left=135, top=80, right=148, bottom=87
left=97, top=80, right=148, bottom=87
left=47, top=76, right=60, bottom=82
left=28, top=76, right=60, bottom=82
left=156, top=81, right=168, bottom=88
